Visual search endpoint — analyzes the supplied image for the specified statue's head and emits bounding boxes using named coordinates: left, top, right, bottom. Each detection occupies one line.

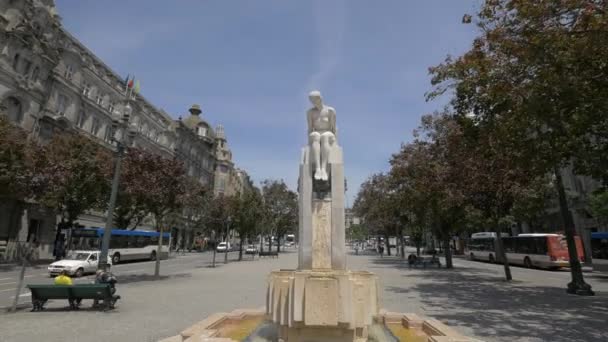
left=308, top=90, right=323, bottom=109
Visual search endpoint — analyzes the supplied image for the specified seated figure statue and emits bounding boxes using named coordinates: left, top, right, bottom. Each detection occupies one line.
left=307, top=90, right=336, bottom=181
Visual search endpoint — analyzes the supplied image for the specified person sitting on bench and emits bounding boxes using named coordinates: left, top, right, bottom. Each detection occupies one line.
left=93, top=268, right=119, bottom=308
left=54, top=270, right=80, bottom=308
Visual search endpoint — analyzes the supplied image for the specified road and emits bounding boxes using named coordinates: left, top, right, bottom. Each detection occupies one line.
left=1, top=248, right=607, bottom=342
left=0, top=250, right=242, bottom=309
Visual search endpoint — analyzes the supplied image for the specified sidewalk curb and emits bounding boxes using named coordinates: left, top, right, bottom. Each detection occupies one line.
left=1, top=302, right=31, bottom=313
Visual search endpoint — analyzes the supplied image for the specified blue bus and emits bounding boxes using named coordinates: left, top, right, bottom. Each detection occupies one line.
left=71, top=228, right=171, bottom=264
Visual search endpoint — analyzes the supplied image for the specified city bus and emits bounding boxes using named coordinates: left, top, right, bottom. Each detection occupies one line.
left=591, top=232, right=608, bottom=272
left=467, top=232, right=584, bottom=269
left=70, top=227, right=171, bottom=264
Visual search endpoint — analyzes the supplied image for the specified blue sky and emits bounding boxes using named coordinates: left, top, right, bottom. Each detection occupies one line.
left=55, top=0, right=480, bottom=205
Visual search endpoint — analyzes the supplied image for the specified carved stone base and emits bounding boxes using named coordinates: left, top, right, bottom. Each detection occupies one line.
left=266, top=269, right=380, bottom=342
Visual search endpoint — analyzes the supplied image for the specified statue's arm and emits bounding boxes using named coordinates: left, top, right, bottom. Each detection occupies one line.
left=330, top=107, right=337, bottom=134
left=307, top=109, right=313, bottom=134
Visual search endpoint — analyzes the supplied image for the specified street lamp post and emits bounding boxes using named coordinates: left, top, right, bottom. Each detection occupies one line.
left=98, top=101, right=134, bottom=271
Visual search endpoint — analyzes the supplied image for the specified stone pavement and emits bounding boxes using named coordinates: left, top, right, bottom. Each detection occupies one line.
left=2, top=249, right=607, bottom=342
left=347, top=250, right=608, bottom=342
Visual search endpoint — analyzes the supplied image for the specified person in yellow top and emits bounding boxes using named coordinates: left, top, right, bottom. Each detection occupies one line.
left=54, top=270, right=81, bottom=308
left=54, top=270, right=73, bottom=285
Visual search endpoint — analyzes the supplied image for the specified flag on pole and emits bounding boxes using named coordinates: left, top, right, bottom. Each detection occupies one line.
left=127, top=78, right=134, bottom=89
left=124, top=74, right=130, bottom=87
left=134, top=80, right=140, bottom=94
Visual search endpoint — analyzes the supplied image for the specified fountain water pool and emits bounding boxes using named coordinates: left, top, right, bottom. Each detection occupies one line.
left=159, top=308, right=478, bottom=342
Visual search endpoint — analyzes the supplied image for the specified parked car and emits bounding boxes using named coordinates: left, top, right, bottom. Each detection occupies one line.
left=245, top=245, right=259, bottom=254
left=48, top=251, right=112, bottom=278
left=284, top=241, right=295, bottom=247
left=216, top=242, right=231, bottom=252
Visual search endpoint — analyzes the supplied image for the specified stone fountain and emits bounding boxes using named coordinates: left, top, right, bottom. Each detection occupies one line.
left=160, top=92, right=479, bottom=342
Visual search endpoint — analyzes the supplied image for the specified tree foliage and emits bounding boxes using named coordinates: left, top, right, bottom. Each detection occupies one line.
left=425, top=0, right=605, bottom=293
left=0, top=116, right=34, bottom=201
left=31, top=133, right=111, bottom=228
left=261, top=179, right=297, bottom=252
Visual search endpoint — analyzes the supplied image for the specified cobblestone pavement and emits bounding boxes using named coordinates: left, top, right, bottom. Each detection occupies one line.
left=1, top=249, right=607, bottom=342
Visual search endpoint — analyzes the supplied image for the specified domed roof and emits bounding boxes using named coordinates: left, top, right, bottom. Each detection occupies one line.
left=182, top=104, right=208, bottom=130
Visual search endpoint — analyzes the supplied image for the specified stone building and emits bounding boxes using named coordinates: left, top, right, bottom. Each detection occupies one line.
left=0, top=0, right=249, bottom=261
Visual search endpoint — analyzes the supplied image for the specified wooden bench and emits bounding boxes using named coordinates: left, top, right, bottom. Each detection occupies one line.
left=27, top=284, right=120, bottom=311
left=408, top=255, right=441, bottom=269
left=258, top=251, right=279, bottom=258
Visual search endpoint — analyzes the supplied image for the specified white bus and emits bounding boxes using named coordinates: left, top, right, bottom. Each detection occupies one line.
left=467, top=232, right=585, bottom=269
left=70, top=227, right=171, bottom=264
left=467, top=232, right=509, bottom=263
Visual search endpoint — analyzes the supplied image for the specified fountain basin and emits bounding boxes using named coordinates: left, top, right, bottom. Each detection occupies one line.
left=158, top=309, right=480, bottom=342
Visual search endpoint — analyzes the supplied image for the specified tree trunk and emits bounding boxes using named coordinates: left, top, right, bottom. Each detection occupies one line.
left=11, top=243, right=28, bottom=312
left=154, top=223, right=163, bottom=277
left=554, top=166, right=594, bottom=295
left=399, top=231, right=406, bottom=259
left=238, top=236, right=244, bottom=261
left=223, top=230, right=229, bottom=264
left=276, top=236, right=281, bottom=253
left=384, top=232, right=391, bottom=256
left=212, top=242, right=217, bottom=267
left=443, top=235, right=453, bottom=269
left=494, top=226, right=512, bottom=281
left=259, top=235, right=264, bottom=253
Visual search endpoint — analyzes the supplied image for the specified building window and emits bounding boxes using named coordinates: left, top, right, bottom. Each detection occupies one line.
left=82, top=82, right=90, bottom=97
left=91, top=116, right=101, bottom=135
left=218, top=178, right=226, bottom=191
left=198, top=126, right=207, bottom=137
left=77, top=111, right=87, bottom=129
left=108, top=101, right=115, bottom=114
left=3, top=97, right=23, bottom=123
left=96, top=94, right=103, bottom=105
left=64, top=64, right=73, bottom=80
left=57, top=94, right=68, bottom=116
left=220, top=165, right=228, bottom=173
left=12, top=53, right=20, bottom=70
left=104, top=124, right=113, bottom=142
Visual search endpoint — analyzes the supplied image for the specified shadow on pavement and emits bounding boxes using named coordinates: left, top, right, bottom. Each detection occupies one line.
left=394, top=266, right=608, bottom=342
left=118, top=273, right=191, bottom=284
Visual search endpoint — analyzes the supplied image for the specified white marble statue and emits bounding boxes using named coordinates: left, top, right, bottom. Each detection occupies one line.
left=307, top=90, right=337, bottom=181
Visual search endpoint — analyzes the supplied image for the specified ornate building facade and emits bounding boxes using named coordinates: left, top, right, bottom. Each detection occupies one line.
left=0, top=0, right=250, bottom=260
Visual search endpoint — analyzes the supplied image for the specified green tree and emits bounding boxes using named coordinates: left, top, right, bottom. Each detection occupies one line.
left=0, top=116, right=36, bottom=248
left=31, top=132, right=111, bottom=238
left=232, top=188, right=264, bottom=260
left=428, top=0, right=606, bottom=294
left=117, top=148, right=187, bottom=276
left=590, top=190, right=608, bottom=226
left=261, top=179, right=297, bottom=253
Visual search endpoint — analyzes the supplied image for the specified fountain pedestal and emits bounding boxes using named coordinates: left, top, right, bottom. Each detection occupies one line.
left=266, top=95, right=381, bottom=341
left=267, top=270, right=380, bottom=342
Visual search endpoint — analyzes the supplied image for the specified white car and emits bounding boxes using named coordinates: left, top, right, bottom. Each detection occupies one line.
left=216, top=242, right=231, bottom=252
left=48, top=251, right=112, bottom=278
left=245, top=245, right=258, bottom=254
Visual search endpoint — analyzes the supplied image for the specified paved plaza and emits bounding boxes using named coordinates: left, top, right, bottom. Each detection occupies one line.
left=1, top=250, right=607, bottom=342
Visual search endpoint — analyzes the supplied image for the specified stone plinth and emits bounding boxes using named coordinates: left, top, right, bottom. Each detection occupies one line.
left=298, top=145, right=346, bottom=271
left=266, top=269, right=380, bottom=342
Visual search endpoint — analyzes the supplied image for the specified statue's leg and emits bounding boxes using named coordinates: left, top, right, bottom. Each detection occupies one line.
left=310, top=132, right=322, bottom=179
left=320, top=133, right=332, bottom=181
